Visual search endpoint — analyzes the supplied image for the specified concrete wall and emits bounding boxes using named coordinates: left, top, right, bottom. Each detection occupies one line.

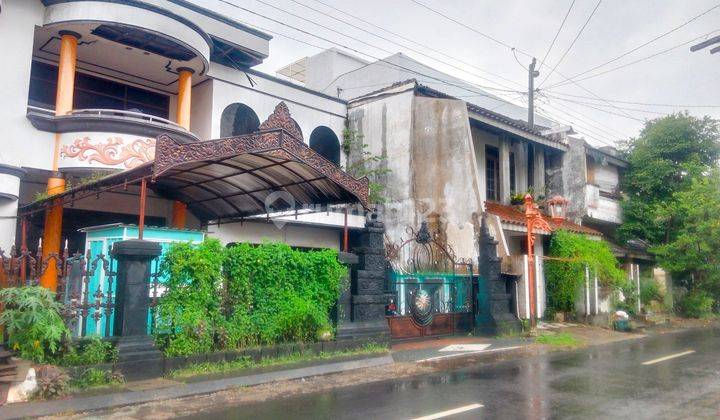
left=207, top=220, right=341, bottom=250
left=305, top=48, right=368, bottom=92
left=209, top=64, right=347, bottom=164
left=348, top=92, right=482, bottom=261
left=560, top=137, right=589, bottom=223
left=588, top=157, right=620, bottom=192
left=0, top=1, right=50, bottom=170
left=190, top=79, right=214, bottom=140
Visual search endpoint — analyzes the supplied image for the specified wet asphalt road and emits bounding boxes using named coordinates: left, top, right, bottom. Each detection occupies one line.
left=188, top=328, right=720, bottom=419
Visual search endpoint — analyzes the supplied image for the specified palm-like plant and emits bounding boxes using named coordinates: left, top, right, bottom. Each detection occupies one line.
left=0, top=287, right=69, bottom=363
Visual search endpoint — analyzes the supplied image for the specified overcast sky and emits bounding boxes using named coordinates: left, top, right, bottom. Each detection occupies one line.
left=194, top=0, right=720, bottom=148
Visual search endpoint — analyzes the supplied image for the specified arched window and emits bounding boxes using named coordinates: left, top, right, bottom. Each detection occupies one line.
left=220, top=103, right=260, bottom=137
left=309, top=126, right=341, bottom=165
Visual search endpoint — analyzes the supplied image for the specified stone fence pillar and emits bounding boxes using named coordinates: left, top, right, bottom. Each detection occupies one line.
left=336, top=218, right=392, bottom=341
left=111, top=239, right=163, bottom=379
left=476, top=217, right=522, bottom=335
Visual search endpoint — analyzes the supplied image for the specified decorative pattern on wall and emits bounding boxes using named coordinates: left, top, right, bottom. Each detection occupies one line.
left=61, top=137, right=156, bottom=169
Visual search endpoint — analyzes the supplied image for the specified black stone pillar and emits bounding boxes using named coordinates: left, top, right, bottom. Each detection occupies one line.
left=476, top=217, right=522, bottom=335
left=111, top=239, right=163, bottom=380
left=336, top=218, right=392, bottom=341
left=336, top=252, right=358, bottom=328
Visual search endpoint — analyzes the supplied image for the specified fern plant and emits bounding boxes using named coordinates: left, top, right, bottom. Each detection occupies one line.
left=0, top=287, right=69, bottom=363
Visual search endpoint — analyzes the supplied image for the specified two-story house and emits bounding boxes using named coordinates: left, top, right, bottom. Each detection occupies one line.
left=1, top=0, right=369, bottom=258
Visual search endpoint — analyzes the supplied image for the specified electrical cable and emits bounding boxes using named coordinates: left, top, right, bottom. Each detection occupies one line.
left=539, top=0, right=576, bottom=68
left=538, top=0, right=602, bottom=87
left=543, top=3, right=720, bottom=89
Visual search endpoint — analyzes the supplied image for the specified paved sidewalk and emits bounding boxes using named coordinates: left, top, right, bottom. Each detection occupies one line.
left=391, top=335, right=532, bottom=363
left=0, top=356, right=393, bottom=420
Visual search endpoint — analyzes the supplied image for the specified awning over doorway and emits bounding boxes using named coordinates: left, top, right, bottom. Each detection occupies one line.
left=20, top=102, right=370, bottom=222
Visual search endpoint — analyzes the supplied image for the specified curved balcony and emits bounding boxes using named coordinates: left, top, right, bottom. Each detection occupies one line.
left=36, top=0, right=212, bottom=90
left=27, top=107, right=200, bottom=171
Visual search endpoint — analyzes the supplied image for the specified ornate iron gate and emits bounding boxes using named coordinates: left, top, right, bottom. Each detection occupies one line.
left=0, top=244, right=162, bottom=338
left=385, top=222, right=482, bottom=339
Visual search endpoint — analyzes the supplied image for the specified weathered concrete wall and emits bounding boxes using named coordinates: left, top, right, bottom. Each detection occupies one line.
left=348, top=90, right=413, bottom=252
left=560, top=137, right=588, bottom=223
left=348, top=94, right=482, bottom=260
left=411, top=97, right=483, bottom=259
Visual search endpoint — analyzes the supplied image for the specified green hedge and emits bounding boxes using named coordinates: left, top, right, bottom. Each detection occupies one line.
left=155, top=239, right=347, bottom=356
left=545, top=230, right=626, bottom=316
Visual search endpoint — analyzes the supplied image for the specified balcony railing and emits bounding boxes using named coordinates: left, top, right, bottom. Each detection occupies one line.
left=67, top=109, right=184, bottom=129
left=26, top=106, right=199, bottom=144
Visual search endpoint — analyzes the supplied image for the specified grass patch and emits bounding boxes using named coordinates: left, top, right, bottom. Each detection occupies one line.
left=168, top=342, right=389, bottom=379
left=535, top=332, right=583, bottom=348
left=68, top=368, right=124, bottom=392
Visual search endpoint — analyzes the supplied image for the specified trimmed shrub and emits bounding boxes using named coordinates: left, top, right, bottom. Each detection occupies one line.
left=154, top=239, right=225, bottom=356
left=154, top=240, right=347, bottom=356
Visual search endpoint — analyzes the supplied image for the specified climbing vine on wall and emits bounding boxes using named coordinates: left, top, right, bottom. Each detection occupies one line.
left=342, top=128, right=391, bottom=204
left=545, top=230, right=627, bottom=315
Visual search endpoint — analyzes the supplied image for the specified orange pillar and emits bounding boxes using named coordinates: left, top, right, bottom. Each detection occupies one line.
left=41, top=31, right=78, bottom=291
left=171, top=201, right=187, bottom=229
left=171, top=68, right=193, bottom=228
left=176, top=68, right=193, bottom=131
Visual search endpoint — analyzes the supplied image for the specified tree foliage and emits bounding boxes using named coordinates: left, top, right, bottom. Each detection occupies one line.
left=618, top=113, right=720, bottom=315
left=619, top=113, right=720, bottom=244
left=651, top=171, right=720, bottom=310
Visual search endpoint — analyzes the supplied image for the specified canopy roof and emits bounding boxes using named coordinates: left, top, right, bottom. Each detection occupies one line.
left=22, top=102, right=369, bottom=222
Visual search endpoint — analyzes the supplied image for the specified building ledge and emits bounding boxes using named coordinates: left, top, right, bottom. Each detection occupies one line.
left=27, top=107, right=200, bottom=143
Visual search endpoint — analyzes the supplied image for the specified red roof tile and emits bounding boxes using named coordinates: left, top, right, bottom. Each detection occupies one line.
left=485, top=201, right=601, bottom=236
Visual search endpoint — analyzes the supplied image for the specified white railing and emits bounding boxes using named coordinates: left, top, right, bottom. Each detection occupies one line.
left=27, top=106, right=185, bottom=130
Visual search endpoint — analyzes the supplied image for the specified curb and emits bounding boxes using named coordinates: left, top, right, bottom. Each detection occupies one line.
left=0, top=356, right=394, bottom=419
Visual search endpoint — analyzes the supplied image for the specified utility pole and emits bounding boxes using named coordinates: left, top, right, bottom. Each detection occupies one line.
left=528, top=57, right=539, bottom=130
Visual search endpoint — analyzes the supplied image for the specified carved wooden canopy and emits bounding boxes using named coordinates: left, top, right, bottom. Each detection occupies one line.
left=21, top=102, right=370, bottom=222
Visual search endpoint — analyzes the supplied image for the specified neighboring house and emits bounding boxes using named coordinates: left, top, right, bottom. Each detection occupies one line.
left=282, top=47, right=604, bottom=322
left=0, top=0, right=365, bottom=254
left=563, top=137, right=668, bottom=312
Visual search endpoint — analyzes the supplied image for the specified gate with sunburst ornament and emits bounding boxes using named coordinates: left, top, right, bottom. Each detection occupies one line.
left=384, top=221, right=484, bottom=339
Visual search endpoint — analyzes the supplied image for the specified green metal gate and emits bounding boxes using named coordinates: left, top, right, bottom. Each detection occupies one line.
left=385, top=222, right=484, bottom=339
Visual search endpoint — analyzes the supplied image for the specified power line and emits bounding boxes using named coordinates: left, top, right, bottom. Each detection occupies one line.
left=537, top=90, right=720, bottom=108
left=544, top=95, right=648, bottom=122
left=539, top=0, right=576, bottom=68
left=220, top=0, right=638, bottom=139
left=216, top=0, right=524, bottom=104
left=251, top=0, right=524, bottom=96
left=541, top=93, right=667, bottom=116
left=535, top=106, right=618, bottom=146
left=410, top=0, right=520, bottom=52
left=543, top=3, right=720, bottom=89
left=538, top=0, right=602, bottom=87
left=301, top=0, right=526, bottom=90
left=536, top=104, right=623, bottom=146
left=545, top=29, right=720, bottom=89
left=540, top=97, right=632, bottom=139
left=536, top=94, right=633, bottom=139
left=511, top=48, right=528, bottom=71
left=407, top=0, right=640, bottom=123
left=286, top=0, right=521, bottom=92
